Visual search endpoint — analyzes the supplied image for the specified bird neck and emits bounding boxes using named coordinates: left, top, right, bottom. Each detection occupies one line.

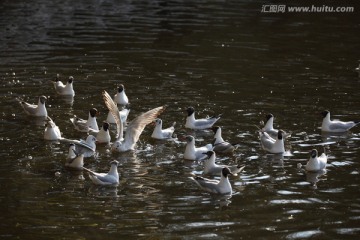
left=264, top=118, right=274, bottom=130
left=109, top=165, right=119, bottom=176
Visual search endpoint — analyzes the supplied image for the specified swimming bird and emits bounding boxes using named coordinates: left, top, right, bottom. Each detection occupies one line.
left=83, top=160, right=119, bottom=186
left=191, top=167, right=233, bottom=195
left=61, top=135, right=97, bottom=158
left=259, top=130, right=285, bottom=154
left=211, top=126, right=238, bottom=153
left=305, top=149, right=327, bottom=172
left=321, top=110, right=359, bottom=133
left=185, top=107, right=221, bottom=130
left=103, top=90, right=165, bottom=152
left=114, top=84, right=129, bottom=105
left=96, top=122, right=111, bottom=144
left=106, top=105, right=130, bottom=124
left=44, top=116, right=62, bottom=140
left=65, top=146, right=84, bottom=170
left=70, top=108, right=99, bottom=133
left=18, top=95, right=48, bottom=117
left=184, top=135, right=212, bottom=161
left=261, top=113, right=291, bottom=138
left=151, top=118, right=176, bottom=140
left=202, top=151, right=245, bottom=176
left=52, top=75, right=75, bottom=96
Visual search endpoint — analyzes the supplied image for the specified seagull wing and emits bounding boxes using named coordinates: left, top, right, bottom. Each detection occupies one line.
left=123, top=106, right=165, bottom=149
left=103, top=90, right=123, bottom=141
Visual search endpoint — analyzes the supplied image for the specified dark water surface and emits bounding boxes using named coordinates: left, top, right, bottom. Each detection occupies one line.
left=1, top=0, right=360, bottom=239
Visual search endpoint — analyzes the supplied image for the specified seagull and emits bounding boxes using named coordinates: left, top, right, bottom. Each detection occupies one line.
left=184, top=135, right=212, bottom=161
left=106, top=105, right=130, bottom=124
left=261, top=113, right=291, bottom=138
left=18, top=95, right=48, bottom=117
left=44, top=116, right=62, bottom=140
left=202, top=151, right=245, bottom=176
left=114, top=84, right=129, bottom=105
left=61, top=135, right=97, bottom=158
left=65, top=145, right=84, bottom=170
left=191, top=167, right=233, bottom=195
left=151, top=118, right=176, bottom=140
left=185, top=107, right=221, bottom=130
left=305, top=149, right=327, bottom=172
left=259, top=130, right=285, bottom=154
left=321, top=110, right=359, bottom=133
left=70, top=108, right=99, bottom=133
left=103, top=90, right=165, bottom=152
left=52, top=75, right=75, bottom=96
left=211, top=126, right=238, bottom=153
left=83, top=160, right=120, bottom=186
left=96, top=122, right=111, bottom=144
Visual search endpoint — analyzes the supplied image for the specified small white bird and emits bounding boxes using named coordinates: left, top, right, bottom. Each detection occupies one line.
left=18, top=95, right=48, bottom=117
left=202, top=151, right=245, bottom=176
left=44, top=116, right=62, bottom=140
left=184, top=135, right=213, bottom=161
left=65, top=145, right=84, bottom=170
left=211, top=126, right=238, bottom=153
left=61, top=135, right=97, bottom=158
left=52, top=75, right=75, bottom=96
left=103, top=90, right=164, bottom=152
left=305, top=149, right=327, bottom=172
left=96, top=122, right=111, bottom=144
left=83, top=160, right=120, bottom=186
left=106, top=105, right=130, bottom=124
left=185, top=107, right=221, bottom=130
left=259, top=130, right=285, bottom=154
left=70, top=108, right=99, bottom=133
left=114, top=84, right=129, bottom=105
left=151, top=118, right=176, bottom=140
left=321, top=110, right=359, bottom=133
left=191, top=167, right=233, bottom=195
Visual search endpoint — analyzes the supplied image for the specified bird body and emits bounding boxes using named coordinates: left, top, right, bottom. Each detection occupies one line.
left=70, top=108, right=99, bottom=132
left=44, top=117, right=62, bottom=140
left=61, top=135, right=97, bottom=158
left=151, top=118, right=176, bottom=139
left=65, top=145, right=84, bottom=170
left=19, top=96, right=47, bottom=117
left=191, top=167, right=233, bottom=195
left=260, top=130, right=285, bottom=154
left=114, top=84, right=129, bottom=105
left=305, top=149, right=327, bottom=172
left=103, top=90, right=164, bottom=152
left=96, top=122, right=111, bottom=144
left=185, top=107, right=221, bottom=130
left=52, top=75, right=75, bottom=96
left=203, top=151, right=244, bottom=176
left=321, top=110, right=359, bottom=133
left=184, top=135, right=212, bottom=161
left=84, top=160, right=119, bottom=186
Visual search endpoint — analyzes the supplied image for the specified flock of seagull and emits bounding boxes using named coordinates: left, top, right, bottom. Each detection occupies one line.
left=17, top=75, right=360, bottom=195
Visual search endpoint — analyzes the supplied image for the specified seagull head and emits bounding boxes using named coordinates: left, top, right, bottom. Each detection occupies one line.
left=321, top=110, right=330, bottom=119
left=68, top=76, right=74, bottom=84
left=211, top=126, right=220, bottom=134
left=222, top=167, right=233, bottom=178
left=89, top=108, right=99, bottom=117
left=39, top=96, right=47, bottom=104
left=117, top=84, right=125, bottom=93
left=186, top=107, right=195, bottom=116
left=202, top=150, right=215, bottom=159
left=310, top=149, right=318, bottom=159
left=102, top=121, right=110, bottom=131
left=111, top=140, right=122, bottom=151
left=185, top=135, right=195, bottom=143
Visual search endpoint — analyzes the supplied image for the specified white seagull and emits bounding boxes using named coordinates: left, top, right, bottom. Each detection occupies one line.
left=202, top=151, right=245, bottom=176
left=83, top=160, right=120, bottom=186
left=114, top=84, right=129, bottom=105
left=191, top=167, right=233, bottom=195
left=184, top=135, right=213, bottom=161
left=70, top=108, right=99, bottom=133
left=321, top=110, right=359, bottom=133
left=103, top=90, right=165, bottom=152
left=305, top=149, right=327, bottom=172
left=52, top=75, right=75, bottom=96
left=65, top=145, right=84, bottom=170
left=151, top=118, right=176, bottom=140
left=259, top=130, right=285, bottom=154
left=18, top=95, right=48, bottom=117
left=185, top=107, right=221, bottom=130
left=261, top=113, right=291, bottom=138
left=61, top=135, right=97, bottom=158
left=106, top=105, right=130, bottom=124
left=211, top=126, right=238, bottom=153
left=44, top=116, right=62, bottom=140
left=96, top=122, right=111, bottom=144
